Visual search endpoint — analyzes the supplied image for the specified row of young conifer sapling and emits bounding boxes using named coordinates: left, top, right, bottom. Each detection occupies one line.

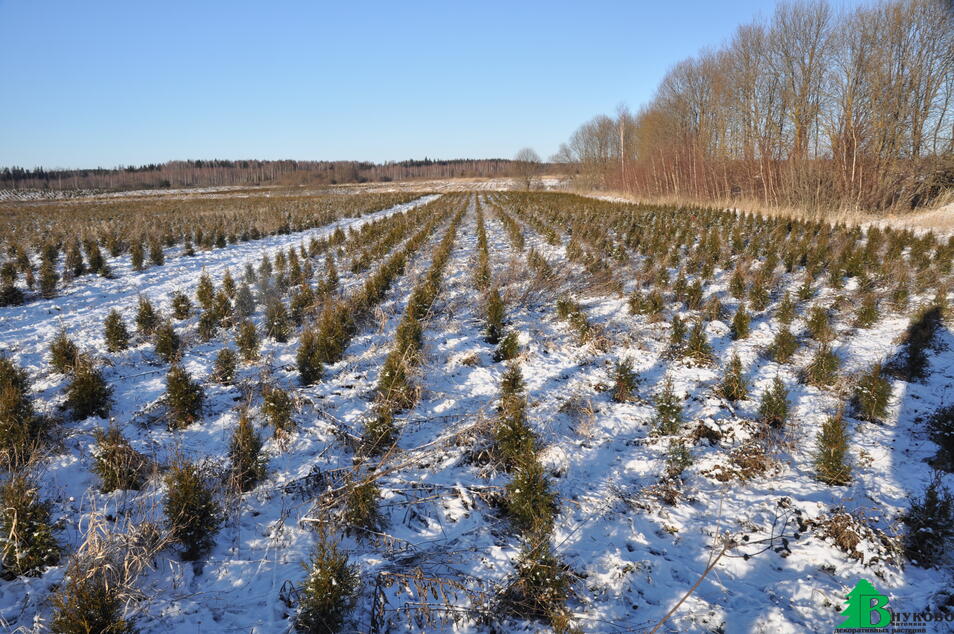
left=480, top=194, right=575, bottom=631
left=0, top=192, right=420, bottom=306
left=292, top=196, right=468, bottom=632
left=0, top=195, right=463, bottom=632
left=495, top=192, right=953, bottom=571
left=294, top=195, right=562, bottom=631
left=2, top=190, right=951, bottom=629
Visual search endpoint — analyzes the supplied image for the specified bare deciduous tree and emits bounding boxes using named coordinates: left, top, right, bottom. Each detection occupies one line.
left=559, top=0, right=953, bottom=213
left=514, top=148, right=542, bottom=190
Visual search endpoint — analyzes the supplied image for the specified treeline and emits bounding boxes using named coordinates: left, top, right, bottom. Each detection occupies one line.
left=555, top=0, right=954, bottom=212
left=0, top=158, right=533, bottom=191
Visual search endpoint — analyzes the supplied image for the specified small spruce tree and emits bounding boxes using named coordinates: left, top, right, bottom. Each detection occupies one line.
left=902, top=474, right=954, bottom=566
left=0, top=263, right=24, bottom=307
left=196, top=309, right=220, bottom=342
left=297, top=328, right=323, bottom=386
left=769, top=327, right=798, bottom=364
left=627, top=291, right=644, bottom=315
left=854, top=293, right=879, bottom=329
left=731, top=303, right=751, bottom=340
left=852, top=363, right=891, bottom=422
left=38, top=258, right=58, bottom=299
left=290, top=284, right=316, bottom=326
left=684, top=320, right=713, bottom=364
left=611, top=358, right=638, bottom=403
left=804, top=345, right=840, bottom=387
left=65, top=356, right=112, bottom=420
left=195, top=271, right=215, bottom=310
left=504, top=540, right=572, bottom=631
left=494, top=394, right=535, bottom=470
left=148, top=239, right=164, bottom=266
left=263, top=384, right=294, bottom=436
left=0, top=357, right=44, bottom=469
left=0, top=474, right=60, bottom=577
left=49, top=330, right=80, bottom=374
left=505, top=459, right=555, bottom=536
left=815, top=411, right=851, bottom=485
left=171, top=291, right=192, bottom=320
left=555, top=296, right=578, bottom=320
left=500, top=363, right=525, bottom=399
left=135, top=295, right=159, bottom=337
left=729, top=268, right=747, bottom=299
left=130, top=240, right=145, bottom=271
left=103, top=310, right=130, bottom=352
left=86, top=243, right=108, bottom=277
left=165, top=365, right=204, bottom=430
left=222, top=269, right=236, bottom=298
left=485, top=288, right=506, bottom=344
left=776, top=292, right=796, bottom=325
left=807, top=305, right=834, bottom=343
left=665, top=439, right=693, bottom=478
left=235, top=282, right=255, bottom=317
left=669, top=314, right=687, bottom=352
left=891, top=279, right=910, bottom=312
left=264, top=299, right=290, bottom=342
left=362, top=406, right=396, bottom=456
left=719, top=353, right=748, bottom=402
left=213, top=291, right=234, bottom=327
left=797, top=276, right=814, bottom=302
left=758, top=376, right=789, bottom=428
left=318, top=255, right=339, bottom=296
left=50, top=553, right=134, bottom=634
left=654, top=378, right=683, bottom=435
left=153, top=321, right=180, bottom=363
left=343, top=476, right=382, bottom=532
left=494, top=330, right=520, bottom=363
left=749, top=279, right=771, bottom=312
left=295, top=527, right=359, bottom=634
left=236, top=320, right=259, bottom=362
left=213, top=348, right=237, bottom=384
left=164, top=458, right=221, bottom=561
left=65, top=242, right=85, bottom=277
left=229, top=412, right=265, bottom=493
left=686, top=279, right=704, bottom=309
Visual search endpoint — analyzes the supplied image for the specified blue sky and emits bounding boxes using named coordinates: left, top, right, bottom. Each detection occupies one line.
left=0, top=0, right=872, bottom=169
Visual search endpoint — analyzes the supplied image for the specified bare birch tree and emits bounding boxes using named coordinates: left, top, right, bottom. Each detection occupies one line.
left=514, top=148, right=542, bottom=190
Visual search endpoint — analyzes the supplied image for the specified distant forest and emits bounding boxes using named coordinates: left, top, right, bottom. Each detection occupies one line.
left=0, top=158, right=551, bottom=191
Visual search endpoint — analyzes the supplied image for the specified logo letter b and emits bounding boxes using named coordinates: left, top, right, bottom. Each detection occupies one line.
left=865, top=594, right=891, bottom=627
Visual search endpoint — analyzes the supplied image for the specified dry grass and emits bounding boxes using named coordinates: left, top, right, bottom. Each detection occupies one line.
left=813, top=511, right=902, bottom=567
left=577, top=188, right=954, bottom=235
left=558, top=394, right=598, bottom=437
left=66, top=507, right=172, bottom=602
left=703, top=444, right=774, bottom=483
left=878, top=200, right=954, bottom=234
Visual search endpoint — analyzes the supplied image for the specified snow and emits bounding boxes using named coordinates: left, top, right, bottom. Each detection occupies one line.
left=0, top=191, right=951, bottom=632
left=0, top=185, right=263, bottom=202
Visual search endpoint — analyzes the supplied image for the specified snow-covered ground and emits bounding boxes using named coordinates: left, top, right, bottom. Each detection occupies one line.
left=0, top=192, right=951, bottom=632
left=482, top=202, right=954, bottom=632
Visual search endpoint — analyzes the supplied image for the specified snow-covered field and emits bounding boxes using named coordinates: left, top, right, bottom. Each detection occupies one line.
left=0, top=191, right=951, bottom=632
left=0, top=189, right=105, bottom=201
